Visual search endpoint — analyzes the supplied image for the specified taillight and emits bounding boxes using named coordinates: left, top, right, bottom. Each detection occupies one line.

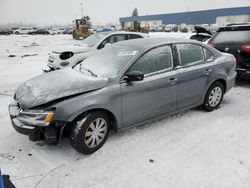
left=208, top=43, right=216, bottom=48
left=241, top=45, right=250, bottom=53
left=233, top=57, right=237, bottom=65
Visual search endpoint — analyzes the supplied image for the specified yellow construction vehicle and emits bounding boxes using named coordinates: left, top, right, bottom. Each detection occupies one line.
left=72, top=19, right=92, bottom=40
left=125, top=22, right=150, bottom=33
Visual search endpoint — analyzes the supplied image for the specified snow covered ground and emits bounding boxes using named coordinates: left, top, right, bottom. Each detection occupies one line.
left=0, top=34, right=250, bottom=188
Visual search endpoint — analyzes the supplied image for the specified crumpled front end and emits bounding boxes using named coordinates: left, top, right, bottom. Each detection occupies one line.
left=8, top=101, right=65, bottom=144
left=15, top=68, right=108, bottom=109
left=47, top=45, right=91, bottom=70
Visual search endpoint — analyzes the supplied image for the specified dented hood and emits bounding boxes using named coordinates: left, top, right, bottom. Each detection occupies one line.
left=15, top=68, right=108, bottom=109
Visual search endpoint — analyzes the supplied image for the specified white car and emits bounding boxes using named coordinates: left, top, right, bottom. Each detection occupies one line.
left=14, top=27, right=34, bottom=35
left=49, top=28, right=63, bottom=35
left=46, top=31, right=147, bottom=70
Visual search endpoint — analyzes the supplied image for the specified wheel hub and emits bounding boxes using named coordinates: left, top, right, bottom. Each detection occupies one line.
left=84, top=118, right=107, bottom=148
left=208, top=87, right=222, bottom=107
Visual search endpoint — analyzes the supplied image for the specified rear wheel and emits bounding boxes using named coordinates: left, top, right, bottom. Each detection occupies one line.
left=202, top=82, right=225, bottom=111
left=69, top=111, right=110, bottom=154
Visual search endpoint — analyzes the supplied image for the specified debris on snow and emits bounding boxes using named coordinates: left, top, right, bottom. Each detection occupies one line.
left=23, top=43, right=39, bottom=48
left=239, top=160, right=246, bottom=165
left=0, top=153, right=15, bottom=161
left=8, top=54, right=16, bottom=58
left=149, top=159, right=155, bottom=163
left=21, top=53, right=38, bottom=58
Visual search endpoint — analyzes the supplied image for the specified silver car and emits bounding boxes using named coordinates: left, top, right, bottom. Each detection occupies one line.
left=9, top=38, right=236, bottom=154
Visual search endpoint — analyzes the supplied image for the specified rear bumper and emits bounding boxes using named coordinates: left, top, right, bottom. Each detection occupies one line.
left=226, top=71, right=237, bottom=92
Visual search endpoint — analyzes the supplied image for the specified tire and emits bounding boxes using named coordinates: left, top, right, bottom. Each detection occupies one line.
left=202, top=82, right=225, bottom=111
left=69, top=111, right=110, bottom=154
left=15, top=32, right=19, bottom=35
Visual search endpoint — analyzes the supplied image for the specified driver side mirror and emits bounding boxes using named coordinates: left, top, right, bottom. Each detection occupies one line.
left=124, top=71, right=144, bottom=82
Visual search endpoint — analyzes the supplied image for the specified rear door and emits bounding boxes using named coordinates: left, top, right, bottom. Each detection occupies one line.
left=121, top=45, right=178, bottom=126
left=175, top=43, right=215, bottom=109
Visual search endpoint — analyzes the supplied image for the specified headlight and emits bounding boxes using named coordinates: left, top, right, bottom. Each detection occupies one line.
left=17, top=109, right=55, bottom=126
left=59, top=52, right=74, bottom=60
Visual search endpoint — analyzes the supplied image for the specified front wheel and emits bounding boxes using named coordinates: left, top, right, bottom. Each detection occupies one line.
left=202, top=82, right=225, bottom=111
left=69, top=111, right=110, bottom=154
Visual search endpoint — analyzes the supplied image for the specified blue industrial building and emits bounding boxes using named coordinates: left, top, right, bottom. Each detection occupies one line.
left=120, top=6, right=250, bottom=26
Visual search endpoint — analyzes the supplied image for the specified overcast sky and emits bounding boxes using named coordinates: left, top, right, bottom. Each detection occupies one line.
left=0, top=0, right=249, bottom=26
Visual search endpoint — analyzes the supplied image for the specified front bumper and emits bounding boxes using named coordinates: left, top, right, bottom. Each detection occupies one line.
left=47, top=62, right=60, bottom=71
left=8, top=101, right=60, bottom=143
left=9, top=102, right=43, bottom=141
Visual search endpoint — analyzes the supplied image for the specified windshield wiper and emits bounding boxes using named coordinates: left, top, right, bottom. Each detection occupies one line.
left=80, top=66, right=97, bottom=77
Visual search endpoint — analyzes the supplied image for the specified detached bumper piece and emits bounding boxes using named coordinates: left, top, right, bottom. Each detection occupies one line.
left=8, top=101, right=59, bottom=144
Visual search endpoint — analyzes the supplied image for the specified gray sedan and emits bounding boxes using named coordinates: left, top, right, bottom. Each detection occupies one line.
left=9, top=38, right=236, bottom=154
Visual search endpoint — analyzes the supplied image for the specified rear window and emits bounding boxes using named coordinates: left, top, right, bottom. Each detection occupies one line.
left=203, top=48, right=213, bottom=61
left=211, top=30, right=250, bottom=44
left=128, top=34, right=143, bottom=39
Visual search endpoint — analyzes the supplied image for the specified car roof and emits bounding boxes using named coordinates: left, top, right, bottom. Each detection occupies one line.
left=112, top=37, right=196, bottom=50
left=98, top=31, right=147, bottom=36
left=218, top=24, right=250, bottom=32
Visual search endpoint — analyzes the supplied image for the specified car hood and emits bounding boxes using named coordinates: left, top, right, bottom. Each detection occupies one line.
left=15, top=68, right=108, bottom=109
left=53, top=45, right=92, bottom=54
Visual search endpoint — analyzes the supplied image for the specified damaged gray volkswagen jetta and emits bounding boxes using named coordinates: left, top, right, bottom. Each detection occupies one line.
left=9, top=38, right=236, bottom=154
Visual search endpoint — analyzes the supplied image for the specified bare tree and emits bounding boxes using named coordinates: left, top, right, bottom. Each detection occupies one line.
left=132, top=8, right=138, bottom=17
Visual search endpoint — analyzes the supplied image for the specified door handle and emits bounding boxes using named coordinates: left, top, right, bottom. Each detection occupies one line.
left=169, top=78, right=178, bottom=85
left=205, top=69, right=212, bottom=75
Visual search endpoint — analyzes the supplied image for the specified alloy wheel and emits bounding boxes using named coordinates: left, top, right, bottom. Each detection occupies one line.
left=208, top=87, right=222, bottom=107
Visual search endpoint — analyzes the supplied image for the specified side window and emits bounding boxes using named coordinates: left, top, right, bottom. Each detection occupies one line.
left=98, top=34, right=126, bottom=50
left=129, top=45, right=173, bottom=75
left=176, top=44, right=204, bottom=66
left=203, top=48, right=213, bottom=61
left=128, top=34, right=143, bottom=40
left=21, top=28, right=26, bottom=31
left=109, top=34, right=126, bottom=43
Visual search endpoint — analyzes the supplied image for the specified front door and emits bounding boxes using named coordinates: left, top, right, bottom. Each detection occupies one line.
left=121, top=45, right=178, bottom=126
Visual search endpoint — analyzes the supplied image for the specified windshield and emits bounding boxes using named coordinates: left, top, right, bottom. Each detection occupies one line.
left=74, top=45, right=140, bottom=78
left=82, top=33, right=107, bottom=47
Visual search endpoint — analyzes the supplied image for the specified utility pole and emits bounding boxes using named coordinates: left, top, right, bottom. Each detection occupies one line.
left=187, top=0, right=190, bottom=12
left=80, top=2, right=83, bottom=18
